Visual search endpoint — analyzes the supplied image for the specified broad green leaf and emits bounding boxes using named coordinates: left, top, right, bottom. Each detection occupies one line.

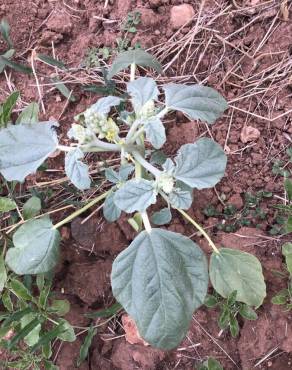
left=51, top=77, right=76, bottom=102
left=239, top=304, right=258, bottom=320
left=103, top=192, right=121, bottom=222
left=0, top=49, right=15, bottom=73
left=37, top=54, right=66, bottom=70
left=0, top=55, right=32, bottom=74
left=49, top=299, right=70, bottom=316
left=127, top=77, right=159, bottom=112
left=108, top=49, right=162, bottom=79
left=77, top=325, right=97, bottom=367
left=2, top=307, right=32, bottom=328
left=16, top=102, right=39, bottom=124
left=6, top=217, right=60, bottom=274
left=44, top=360, right=58, bottom=370
left=114, top=178, right=156, bottom=213
left=173, top=138, right=227, bottom=189
left=0, top=255, right=7, bottom=292
left=42, top=341, right=52, bottom=359
left=227, top=290, right=237, bottom=306
left=218, top=307, right=230, bottom=329
left=163, top=83, right=228, bottom=124
left=168, top=189, right=193, bottom=209
left=284, top=178, right=292, bottom=201
left=85, top=302, right=122, bottom=318
left=90, top=96, right=122, bottom=116
left=210, top=248, right=266, bottom=307
left=151, top=208, right=172, bottom=225
left=282, top=243, right=292, bottom=274
left=0, top=19, right=13, bottom=48
left=144, top=117, right=166, bottom=149
left=111, top=229, right=208, bottom=349
left=0, top=121, right=58, bottom=182
left=0, top=91, right=19, bottom=126
left=21, top=313, right=41, bottom=346
left=199, top=357, right=224, bottom=370
left=65, top=148, right=91, bottom=190
left=9, top=278, right=33, bottom=300
left=0, top=197, right=16, bottom=212
left=39, top=281, right=52, bottom=309
left=23, top=196, right=41, bottom=219
left=57, top=319, right=76, bottom=342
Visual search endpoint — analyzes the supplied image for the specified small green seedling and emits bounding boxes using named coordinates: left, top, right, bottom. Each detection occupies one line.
left=0, top=49, right=267, bottom=350
left=272, top=243, right=292, bottom=310
left=122, top=11, right=141, bottom=33
left=205, top=291, right=258, bottom=337
left=198, top=357, right=224, bottom=370
left=0, top=274, right=73, bottom=370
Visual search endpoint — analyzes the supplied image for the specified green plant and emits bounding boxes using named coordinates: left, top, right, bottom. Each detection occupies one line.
left=271, top=242, right=292, bottom=310
left=0, top=274, right=73, bottom=370
left=122, top=11, right=141, bottom=33
left=0, top=49, right=267, bottom=350
left=197, top=357, right=224, bottom=370
left=204, top=290, right=258, bottom=337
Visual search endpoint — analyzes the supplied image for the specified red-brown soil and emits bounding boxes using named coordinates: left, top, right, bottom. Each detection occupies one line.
left=0, top=0, right=292, bottom=369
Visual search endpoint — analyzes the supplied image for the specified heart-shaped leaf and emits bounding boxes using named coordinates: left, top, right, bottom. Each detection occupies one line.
left=169, top=189, right=193, bottom=209
left=164, top=83, right=228, bottom=124
left=173, top=138, right=227, bottom=189
left=111, top=229, right=208, bottom=349
left=151, top=208, right=172, bottom=225
left=210, top=248, right=266, bottom=307
left=0, top=122, right=58, bottom=182
left=5, top=217, right=60, bottom=275
left=114, top=179, right=156, bottom=213
left=0, top=197, right=17, bottom=212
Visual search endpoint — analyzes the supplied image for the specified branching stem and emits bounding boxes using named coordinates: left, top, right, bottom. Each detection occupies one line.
left=132, top=150, right=161, bottom=177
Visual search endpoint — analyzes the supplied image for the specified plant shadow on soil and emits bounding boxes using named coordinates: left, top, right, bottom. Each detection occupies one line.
left=0, top=0, right=292, bottom=369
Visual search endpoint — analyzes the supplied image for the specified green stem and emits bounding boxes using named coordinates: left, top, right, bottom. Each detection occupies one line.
left=53, top=191, right=109, bottom=229
left=81, top=138, right=120, bottom=152
left=130, top=63, right=136, bottom=82
left=132, top=150, right=161, bottom=177
left=177, top=209, right=220, bottom=254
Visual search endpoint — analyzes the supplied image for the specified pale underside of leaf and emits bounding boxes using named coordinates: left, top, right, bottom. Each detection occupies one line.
left=144, top=117, right=166, bottom=149
left=65, top=148, right=91, bottom=190
left=103, top=191, right=121, bottom=222
left=111, top=229, right=208, bottom=349
left=0, top=122, right=58, bottom=182
left=127, top=77, right=159, bottom=112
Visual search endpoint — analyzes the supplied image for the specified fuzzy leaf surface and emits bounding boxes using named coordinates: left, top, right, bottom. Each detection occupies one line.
left=168, top=189, right=193, bottom=209
left=164, top=83, right=228, bottom=124
left=210, top=248, right=266, bottom=307
left=103, top=192, right=121, bottom=222
left=65, top=148, right=91, bottom=190
left=151, top=208, right=172, bottom=225
left=111, top=229, right=208, bottom=349
left=0, top=122, right=58, bottom=182
left=108, top=49, right=162, bottom=79
left=144, top=117, right=166, bottom=149
left=173, top=138, right=227, bottom=189
left=5, top=217, right=60, bottom=274
left=90, top=96, right=122, bottom=116
left=114, top=179, right=156, bottom=213
left=127, top=77, right=159, bottom=112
